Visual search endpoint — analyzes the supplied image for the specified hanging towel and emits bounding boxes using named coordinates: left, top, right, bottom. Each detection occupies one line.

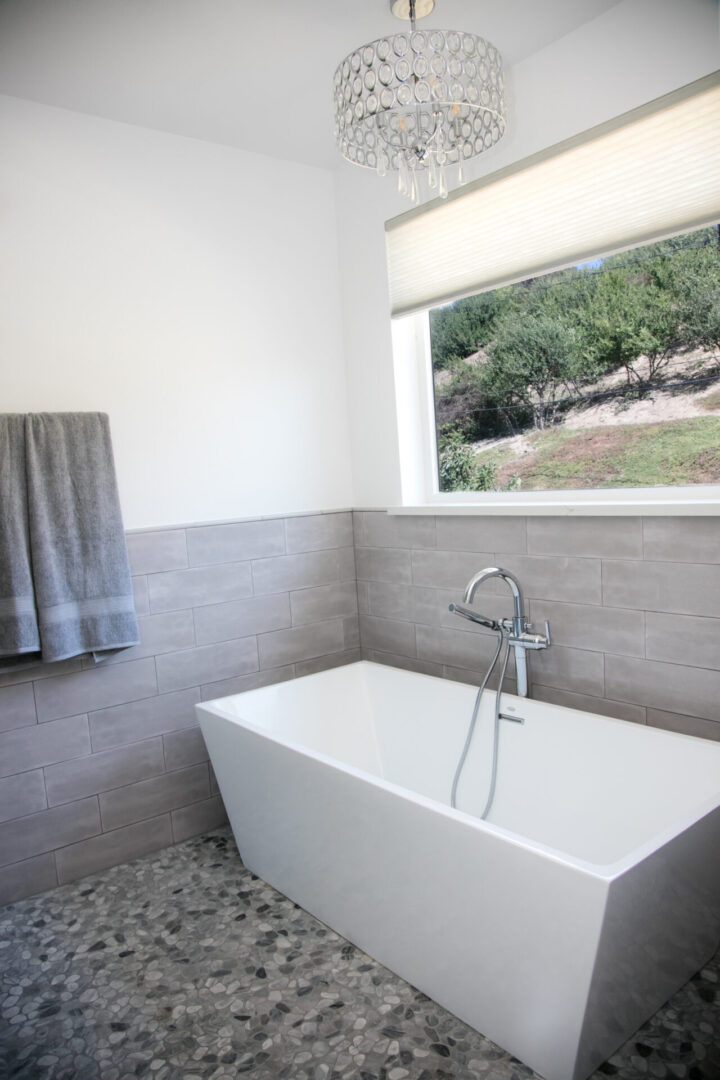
left=24, top=412, right=140, bottom=663
left=0, top=414, right=41, bottom=663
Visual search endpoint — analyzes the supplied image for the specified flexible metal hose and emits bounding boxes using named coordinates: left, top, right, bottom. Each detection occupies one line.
left=450, top=627, right=505, bottom=813
left=477, top=635, right=512, bottom=821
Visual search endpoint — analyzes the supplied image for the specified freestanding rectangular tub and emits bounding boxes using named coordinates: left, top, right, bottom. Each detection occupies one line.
left=197, top=661, right=720, bottom=1080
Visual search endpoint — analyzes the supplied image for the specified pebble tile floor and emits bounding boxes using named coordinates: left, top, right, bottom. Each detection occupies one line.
left=1, top=828, right=718, bottom=1080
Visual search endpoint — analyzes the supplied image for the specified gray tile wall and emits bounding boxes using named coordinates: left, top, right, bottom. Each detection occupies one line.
left=354, top=512, right=720, bottom=737
left=0, top=511, right=359, bottom=906
left=3, top=506, right=716, bottom=906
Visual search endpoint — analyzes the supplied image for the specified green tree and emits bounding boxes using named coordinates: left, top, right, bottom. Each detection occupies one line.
left=483, top=314, right=583, bottom=429
left=581, top=268, right=680, bottom=385
left=429, top=289, right=514, bottom=370
left=659, top=243, right=720, bottom=355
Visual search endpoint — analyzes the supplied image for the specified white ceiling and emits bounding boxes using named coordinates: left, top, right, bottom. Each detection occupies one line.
left=0, top=0, right=623, bottom=170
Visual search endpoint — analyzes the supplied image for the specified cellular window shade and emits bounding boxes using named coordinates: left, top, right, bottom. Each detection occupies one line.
left=385, top=72, right=720, bottom=317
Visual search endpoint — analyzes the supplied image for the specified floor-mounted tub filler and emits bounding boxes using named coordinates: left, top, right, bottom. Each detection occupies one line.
left=197, top=661, right=720, bottom=1080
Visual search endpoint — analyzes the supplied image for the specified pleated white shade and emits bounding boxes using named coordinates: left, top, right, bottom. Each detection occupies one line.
left=386, top=72, right=720, bottom=317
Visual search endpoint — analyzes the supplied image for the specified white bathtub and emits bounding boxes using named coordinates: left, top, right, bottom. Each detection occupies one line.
left=197, top=660, right=720, bottom=1080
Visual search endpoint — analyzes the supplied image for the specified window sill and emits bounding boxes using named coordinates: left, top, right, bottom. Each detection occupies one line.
left=389, top=489, right=720, bottom=516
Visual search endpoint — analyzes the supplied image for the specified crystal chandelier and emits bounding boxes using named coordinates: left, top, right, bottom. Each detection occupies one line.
left=333, top=0, right=506, bottom=203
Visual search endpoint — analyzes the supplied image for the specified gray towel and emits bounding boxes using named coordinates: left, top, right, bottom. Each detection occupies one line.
left=24, top=412, right=140, bottom=663
left=0, top=414, right=41, bottom=662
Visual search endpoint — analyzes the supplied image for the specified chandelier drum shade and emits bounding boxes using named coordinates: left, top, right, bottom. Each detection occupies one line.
left=333, top=0, right=506, bottom=202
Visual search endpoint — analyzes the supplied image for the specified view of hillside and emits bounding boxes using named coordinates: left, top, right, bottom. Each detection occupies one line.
left=430, top=226, right=720, bottom=492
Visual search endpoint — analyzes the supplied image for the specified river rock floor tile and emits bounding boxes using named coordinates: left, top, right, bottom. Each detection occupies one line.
left=0, top=827, right=718, bottom=1080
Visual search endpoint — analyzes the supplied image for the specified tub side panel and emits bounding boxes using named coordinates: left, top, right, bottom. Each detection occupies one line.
left=575, top=805, right=720, bottom=1080
left=199, top=710, right=607, bottom=1080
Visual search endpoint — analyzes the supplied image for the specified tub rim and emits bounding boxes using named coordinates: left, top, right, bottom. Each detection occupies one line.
left=197, top=660, right=720, bottom=883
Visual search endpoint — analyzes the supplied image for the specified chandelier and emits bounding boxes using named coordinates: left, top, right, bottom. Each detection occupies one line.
left=333, top=0, right=506, bottom=203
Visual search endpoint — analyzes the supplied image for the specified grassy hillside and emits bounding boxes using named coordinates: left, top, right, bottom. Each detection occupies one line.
left=490, top=416, right=720, bottom=490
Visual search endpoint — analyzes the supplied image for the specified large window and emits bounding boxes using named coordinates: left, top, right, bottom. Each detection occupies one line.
left=387, top=72, right=720, bottom=511
left=430, top=225, right=720, bottom=494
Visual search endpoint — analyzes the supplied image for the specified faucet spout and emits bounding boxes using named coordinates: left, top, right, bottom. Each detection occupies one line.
left=463, top=566, right=524, bottom=625
left=460, top=566, right=529, bottom=696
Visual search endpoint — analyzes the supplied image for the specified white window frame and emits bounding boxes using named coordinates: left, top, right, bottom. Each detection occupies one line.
left=391, top=308, right=720, bottom=517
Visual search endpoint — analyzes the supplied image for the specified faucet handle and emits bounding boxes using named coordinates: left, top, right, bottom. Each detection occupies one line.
left=543, top=620, right=551, bottom=646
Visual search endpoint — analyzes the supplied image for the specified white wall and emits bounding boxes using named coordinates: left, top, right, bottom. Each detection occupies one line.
left=337, top=0, right=720, bottom=506
left=0, top=95, right=353, bottom=529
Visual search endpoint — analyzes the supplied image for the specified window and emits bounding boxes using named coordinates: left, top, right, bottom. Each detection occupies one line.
left=430, top=225, right=720, bottom=495
left=386, top=72, right=720, bottom=512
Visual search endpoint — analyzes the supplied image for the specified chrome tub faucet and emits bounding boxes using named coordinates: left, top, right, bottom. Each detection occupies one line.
left=449, top=567, right=550, bottom=696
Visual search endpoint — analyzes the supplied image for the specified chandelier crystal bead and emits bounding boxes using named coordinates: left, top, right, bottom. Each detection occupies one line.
left=333, top=4, right=506, bottom=202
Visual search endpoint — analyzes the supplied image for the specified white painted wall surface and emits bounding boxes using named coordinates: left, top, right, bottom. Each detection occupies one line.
left=0, top=95, right=353, bottom=529
left=336, top=0, right=720, bottom=507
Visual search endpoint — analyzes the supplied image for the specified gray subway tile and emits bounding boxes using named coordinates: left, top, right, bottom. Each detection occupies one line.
left=258, top=621, right=346, bottom=669
left=0, top=770, right=47, bottom=824
left=365, top=651, right=444, bottom=679
left=89, top=689, right=201, bottom=751
left=643, top=517, right=720, bottom=564
left=171, top=795, right=227, bottom=843
left=355, top=547, right=412, bottom=584
left=0, top=852, right=57, bottom=906
left=532, top=684, right=646, bottom=725
left=126, top=530, right=188, bottom=575
left=359, top=615, right=416, bottom=657
left=56, top=815, right=173, bottom=885
left=356, top=581, right=370, bottom=615
left=411, top=549, right=494, bottom=590
left=492, top=554, right=602, bottom=605
left=290, top=582, right=358, bottom=626
left=295, top=649, right=362, bottom=678
left=251, top=550, right=341, bottom=596
left=285, top=513, right=353, bottom=554
left=416, top=586, right=516, bottom=629
left=343, top=616, right=360, bottom=651
left=194, top=594, right=290, bottom=646
left=186, top=520, right=285, bottom=566
left=99, top=764, right=210, bottom=831
left=0, top=797, right=100, bottom=867
left=45, top=739, right=165, bottom=806
left=34, top=658, right=157, bottom=723
left=156, top=639, right=258, bottom=693
left=0, top=715, right=90, bottom=778
left=148, top=562, right=253, bottom=613
left=528, top=599, right=645, bottom=657
left=354, top=512, right=436, bottom=550
left=526, top=517, right=643, bottom=559
left=209, top=764, right=220, bottom=794
left=529, top=644, right=604, bottom=697
left=603, top=560, right=720, bottom=617
left=0, top=656, right=83, bottom=689
left=91, top=610, right=195, bottom=665
left=435, top=516, right=525, bottom=553
left=337, top=546, right=357, bottom=582
left=0, top=682, right=37, bottom=732
left=366, top=582, right=416, bottom=622
left=132, top=576, right=150, bottom=616
left=605, top=654, right=720, bottom=721
left=366, top=582, right=513, bottom=629
left=443, top=664, right=517, bottom=694
left=200, top=665, right=295, bottom=700
left=646, top=611, right=720, bottom=669
left=646, top=708, right=720, bottom=742
left=163, top=727, right=208, bottom=771
left=416, top=624, right=499, bottom=670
